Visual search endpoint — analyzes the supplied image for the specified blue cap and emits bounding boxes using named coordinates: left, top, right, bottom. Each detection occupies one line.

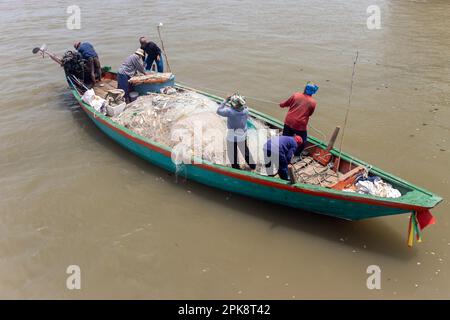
left=304, top=83, right=319, bottom=95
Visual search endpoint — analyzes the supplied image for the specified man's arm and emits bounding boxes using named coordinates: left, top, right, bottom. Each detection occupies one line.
left=286, top=147, right=295, bottom=164
left=308, top=101, right=317, bottom=116
left=217, top=100, right=232, bottom=117
left=279, top=94, right=295, bottom=108
left=134, top=55, right=146, bottom=74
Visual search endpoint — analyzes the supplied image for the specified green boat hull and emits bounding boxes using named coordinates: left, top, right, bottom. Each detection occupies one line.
left=68, top=74, right=442, bottom=221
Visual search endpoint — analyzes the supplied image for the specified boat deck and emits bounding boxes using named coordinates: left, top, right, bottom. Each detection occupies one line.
left=291, top=156, right=339, bottom=187
left=93, top=79, right=118, bottom=98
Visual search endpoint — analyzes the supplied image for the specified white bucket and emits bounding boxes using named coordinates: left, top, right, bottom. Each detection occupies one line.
left=106, top=102, right=126, bottom=117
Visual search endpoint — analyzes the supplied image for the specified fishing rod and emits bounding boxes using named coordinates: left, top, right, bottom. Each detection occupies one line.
left=157, top=22, right=172, bottom=72
left=335, top=51, right=359, bottom=172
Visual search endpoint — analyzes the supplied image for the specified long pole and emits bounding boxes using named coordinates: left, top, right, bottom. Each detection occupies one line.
left=336, top=51, right=359, bottom=173
left=157, top=23, right=171, bottom=72
left=32, top=45, right=62, bottom=65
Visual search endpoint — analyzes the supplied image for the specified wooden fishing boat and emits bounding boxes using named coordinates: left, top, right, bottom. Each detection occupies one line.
left=64, top=70, right=441, bottom=226
left=32, top=42, right=441, bottom=245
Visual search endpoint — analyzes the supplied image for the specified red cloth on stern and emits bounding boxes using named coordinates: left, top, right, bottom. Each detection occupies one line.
left=416, top=210, right=436, bottom=230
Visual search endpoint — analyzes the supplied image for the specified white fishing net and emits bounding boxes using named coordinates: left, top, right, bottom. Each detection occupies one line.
left=112, top=88, right=271, bottom=167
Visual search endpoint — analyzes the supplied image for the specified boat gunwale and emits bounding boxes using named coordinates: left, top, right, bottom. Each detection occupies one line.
left=67, top=74, right=443, bottom=212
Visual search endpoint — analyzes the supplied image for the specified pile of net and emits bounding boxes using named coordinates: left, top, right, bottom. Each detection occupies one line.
left=112, top=88, right=270, bottom=166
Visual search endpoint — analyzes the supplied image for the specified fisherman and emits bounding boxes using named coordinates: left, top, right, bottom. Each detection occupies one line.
left=117, top=49, right=147, bottom=103
left=74, top=41, right=102, bottom=85
left=217, top=94, right=256, bottom=170
left=263, top=135, right=303, bottom=181
left=279, top=82, right=318, bottom=155
left=139, top=37, right=164, bottom=72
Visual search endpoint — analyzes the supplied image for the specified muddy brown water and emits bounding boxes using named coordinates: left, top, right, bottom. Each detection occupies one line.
left=0, top=0, right=449, bottom=299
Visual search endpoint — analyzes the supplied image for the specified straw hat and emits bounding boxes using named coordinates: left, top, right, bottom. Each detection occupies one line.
left=135, top=48, right=145, bottom=57
left=229, top=94, right=246, bottom=110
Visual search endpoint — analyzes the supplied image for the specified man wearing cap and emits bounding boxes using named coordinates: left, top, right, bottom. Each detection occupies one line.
left=139, top=37, right=163, bottom=72
left=279, top=82, right=319, bottom=155
left=74, top=41, right=102, bottom=85
left=217, top=94, right=256, bottom=170
left=117, top=49, right=147, bottom=103
left=263, top=135, right=303, bottom=181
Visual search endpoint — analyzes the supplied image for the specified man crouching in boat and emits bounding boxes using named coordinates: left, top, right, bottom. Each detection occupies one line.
left=117, top=49, right=147, bottom=103
left=279, top=82, right=318, bottom=155
left=217, top=94, right=256, bottom=170
left=263, top=135, right=303, bottom=181
left=74, top=41, right=102, bottom=86
left=139, top=37, right=164, bottom=72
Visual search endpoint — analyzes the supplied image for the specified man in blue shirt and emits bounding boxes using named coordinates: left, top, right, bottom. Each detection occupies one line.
left=139, top=37, right=163, bottom=72
left=74, top=41, right=102, bottom=86
left=217, top=94, right=256, bottom=170
left=263, top=135, right=303, bottom=180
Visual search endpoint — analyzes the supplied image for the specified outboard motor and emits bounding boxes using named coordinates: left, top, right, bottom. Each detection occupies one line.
left=61, top=50, right=89, bottom=85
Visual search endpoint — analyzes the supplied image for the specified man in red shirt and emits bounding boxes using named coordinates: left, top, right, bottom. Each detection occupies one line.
left=279, top=82, right=319, bottom=155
